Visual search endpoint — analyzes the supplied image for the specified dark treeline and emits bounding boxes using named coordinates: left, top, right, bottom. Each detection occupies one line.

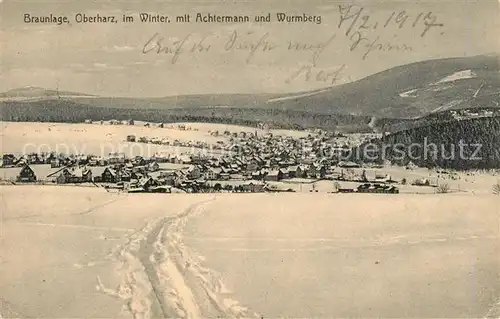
left=354, top=116, right=500, bottom=170
left=383, top=107, right=500, bottom=133
left=0, top=99, right=377, bottom=132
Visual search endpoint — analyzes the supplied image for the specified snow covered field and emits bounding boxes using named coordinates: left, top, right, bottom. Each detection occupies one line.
left=185, top=193, right=500, bottom=318
left=0, top=186, right=217, bottom=318
left=1, top=186, right=499, bottom=318
left=0, top=122, right=227, bottom=157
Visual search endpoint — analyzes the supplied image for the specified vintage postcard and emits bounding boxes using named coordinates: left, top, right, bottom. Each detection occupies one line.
left=1, top=0, right=499, bottom=318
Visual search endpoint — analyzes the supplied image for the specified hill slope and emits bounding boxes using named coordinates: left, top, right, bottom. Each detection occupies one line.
left=265, top=54, right=500, bottom=118
left=1, top=54, right=498, bottom=132
left=355, top=115, right=500, bottom=170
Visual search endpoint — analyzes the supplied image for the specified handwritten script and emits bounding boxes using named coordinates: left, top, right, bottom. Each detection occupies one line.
left=141, top=5, right=445, bottom=84
left=337, top=4, right=444, bottom=59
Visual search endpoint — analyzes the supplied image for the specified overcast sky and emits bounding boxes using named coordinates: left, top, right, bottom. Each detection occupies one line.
left=0, top=0, right=499, bottom=97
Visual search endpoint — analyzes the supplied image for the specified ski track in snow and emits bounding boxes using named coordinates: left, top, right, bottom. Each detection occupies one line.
left=484, top=294, right=500, bottom=319
left=95, top=197, right=260, bottom=319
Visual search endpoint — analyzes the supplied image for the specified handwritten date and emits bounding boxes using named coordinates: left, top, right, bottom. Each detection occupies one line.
left=338, top=4, right=444, bottom=38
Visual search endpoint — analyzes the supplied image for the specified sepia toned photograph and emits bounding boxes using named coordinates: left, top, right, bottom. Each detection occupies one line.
left=0, top=0, right=499, bottom=318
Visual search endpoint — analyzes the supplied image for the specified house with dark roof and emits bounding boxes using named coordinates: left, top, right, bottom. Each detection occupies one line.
left=308, top=163, right=326, bottom=179
left=53, top=166, right=93, bottom=184
left=287, top=165, right=299, bottom=178
left=101, top=167, right=121, bottom=183
left=264, top=169, right=283, bottom=181
left=17, top=165, right=37, bottom=182
left=131, top=171, right=144, bottom=181
left=2, top=154, right=16, bottom=167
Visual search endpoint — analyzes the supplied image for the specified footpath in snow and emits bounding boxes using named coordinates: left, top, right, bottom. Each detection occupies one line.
left=95, top=197, right=260, bottom=319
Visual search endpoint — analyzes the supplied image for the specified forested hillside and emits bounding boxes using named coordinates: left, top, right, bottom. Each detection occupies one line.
left=0, top=99, right=377, bottom=132
left=355, top=116, right=500, bottom=169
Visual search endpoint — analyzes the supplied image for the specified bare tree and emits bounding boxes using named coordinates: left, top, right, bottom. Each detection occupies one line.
left=436, top=183, right=450, bottom=194
left=493, top=181, right=500, bottom=195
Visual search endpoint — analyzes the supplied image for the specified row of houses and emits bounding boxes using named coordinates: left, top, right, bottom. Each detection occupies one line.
left=336, top=183, right=400, bottom=194
left=2, top=153, right=195, bottom=169
left=14, top=165, right=101, bottom=184
left=5, top=145, right=377, bottom=187
left=12, top=162, right=402, bottom=195
left=126, top=135, right=223, bottom=150
left=4, top=128, right=376, bottom=189
left=2, top=124, right=368, bottom=174
left=6, top=151, right=345, bottom=187
left=13, top=163, right=270, bottom=193
left=14, top=164, right=400, bottom=193
left=357, top=183, right=399, bottom=194
left=201, top=163, right=327, bottom=181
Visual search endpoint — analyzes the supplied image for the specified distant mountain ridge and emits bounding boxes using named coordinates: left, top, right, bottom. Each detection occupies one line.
left=1, top=54, right=498, bottom=132
left=2, top=54, right=499, bottom=116
left=264, top=54, right=500, bottom=118
left=0, top=86, right=95, bottom=99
